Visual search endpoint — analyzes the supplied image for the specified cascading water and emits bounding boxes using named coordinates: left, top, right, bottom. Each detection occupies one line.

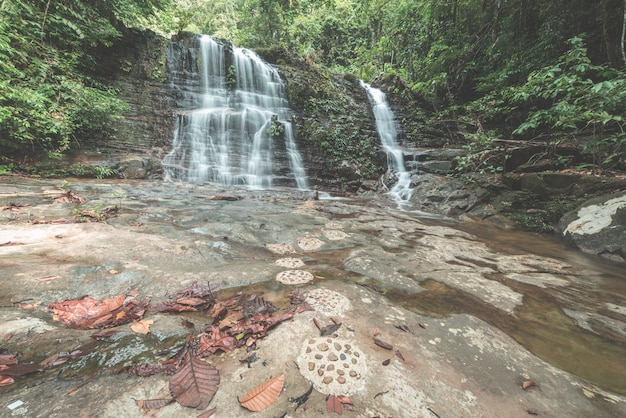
left=163, top=35, right=308, bottom=190
left=360, top=80, right=413, bottom=203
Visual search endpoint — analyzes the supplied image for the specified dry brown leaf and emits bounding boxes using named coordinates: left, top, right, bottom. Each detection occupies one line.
left=373, top=338, right=393, bottom=350
left=0, top=354, right=18, bottom=365
left=130, top=319, right=154, bottom=335
left=18, top=301, right=41, bottom=310
left=240, top=374, right=285, bottom=412
left=522, top=380, right=537, bottom=390
left=197, top=408, right=217, bottom=418
left=169, top=353, right=220, bottom=409
left=373, top=327, right=380, bottom=336
left=47, top=294, right=146, bottom=329
left=36, top=275, right=60, bottom=282
left=337, top=395, right=352, bottom=405
left=134, top=398, right=174, bottom=411
left=326, top=394, right=343, bottom=415
left=0, top=375, right=15, bottom=386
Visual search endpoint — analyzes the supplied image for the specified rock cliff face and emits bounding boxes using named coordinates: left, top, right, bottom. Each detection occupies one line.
left=83, top=30, right=384, bottom=190
left=82, top=28, right=176, bottom=177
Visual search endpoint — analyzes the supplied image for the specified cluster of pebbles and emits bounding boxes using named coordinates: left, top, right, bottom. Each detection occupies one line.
left=274, top=257, right=305, bottom=268
left=297, top=337, right=367, bottom=396
left=296, top=236, right=325, bottom=251
left=265, top=243, right=296, bottom=254
left=275, top=269, right=314, bottom=285
left=305, top=288, right=351, bottom=317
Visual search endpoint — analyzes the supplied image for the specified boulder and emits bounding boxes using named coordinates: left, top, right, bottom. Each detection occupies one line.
left=119, top=156, right=152, bottom=179
left=560, top=191, right=626, bottom=263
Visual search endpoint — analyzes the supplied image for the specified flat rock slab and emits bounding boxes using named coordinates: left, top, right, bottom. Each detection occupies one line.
left=1, top=177, right=625, bottom=417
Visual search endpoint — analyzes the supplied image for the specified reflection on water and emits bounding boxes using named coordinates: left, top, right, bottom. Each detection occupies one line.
left=397, top=213, right=626, bottom=394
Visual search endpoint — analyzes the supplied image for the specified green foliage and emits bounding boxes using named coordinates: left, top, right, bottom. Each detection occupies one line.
left=465, top=36, right=625, bottom=171
left=454, top=131, right=506, bottom=175
left=226, top=64, right=237, bottom=90
left=0, top=0, right=166, bottom=159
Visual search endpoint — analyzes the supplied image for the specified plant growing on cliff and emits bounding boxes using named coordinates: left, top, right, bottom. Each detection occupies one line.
left=0, top=0, right=167, bottom=159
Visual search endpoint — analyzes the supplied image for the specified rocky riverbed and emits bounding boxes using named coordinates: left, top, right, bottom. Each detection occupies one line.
left=1, top=176, right=625, bottom=417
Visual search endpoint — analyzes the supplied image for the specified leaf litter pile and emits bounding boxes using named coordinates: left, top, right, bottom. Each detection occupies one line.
left=1, top=282, right=330, bottom=415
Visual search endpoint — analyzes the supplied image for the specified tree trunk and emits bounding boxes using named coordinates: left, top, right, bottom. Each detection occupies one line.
left=602, top=0, right=626, bottom=67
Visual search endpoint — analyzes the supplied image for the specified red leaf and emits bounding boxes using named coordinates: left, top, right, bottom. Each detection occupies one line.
left=326, top=394, right=343, bottom=415
left=169, top=353, right=220, bottom=409
left=240, top=374, right=285, bottom=412
left=0, top=375, right=15, bottom=386
left=522, top=380, right=537, bottom=390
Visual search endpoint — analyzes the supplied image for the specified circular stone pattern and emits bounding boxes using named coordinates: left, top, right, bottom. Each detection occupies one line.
left=265, top=243, right=296, bottom=255
left=275, top=257, right=305, bottom=268
left=297, top=338, right=367, bottom=396
left=323, top=229, right=349, bottom=241
left=305, top=288, right=351, bottom=317
left=296, top=236, right=325, bottom=251
left=276, top=269, right=314, bottom=285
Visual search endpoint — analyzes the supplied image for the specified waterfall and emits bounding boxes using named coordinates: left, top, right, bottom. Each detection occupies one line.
left=163, top=35, right=309, bottom=190
left=360, top=80, right=413, bottom=203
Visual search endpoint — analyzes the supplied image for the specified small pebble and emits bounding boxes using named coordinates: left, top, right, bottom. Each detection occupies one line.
left=337, top=369, right=345, bottom=376
left=308, top=339, right=316, bottom=344
left=351, top=358, right=357, bottom=364
left=327, top=364, right=335, bottom=371
left=315, top=354, right=323, bottom=360
left=318, top=343, right=329, bottom=351
left=323, top=376, right=333, bottom=384
left=349, top=371, right=357, bottom=377
left=337, top=376, right=346, bottom=384
left=340, top=353, right=346, bottom=360
left=318, top=369, right=324, bottom=376
left=306, top=347, right=312, bottom=353
left=328, top=353, right=338, bottom=361
left=334, top=342, right=342, bottom=351
left=308, top=362, right=315, bottom=371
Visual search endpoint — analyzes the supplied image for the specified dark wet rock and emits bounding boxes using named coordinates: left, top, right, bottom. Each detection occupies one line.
left=119, top=156, right=154, bottom=179
left=408, top=173, right=502, bottom=217
left=560, top=191, right=626, bottom=263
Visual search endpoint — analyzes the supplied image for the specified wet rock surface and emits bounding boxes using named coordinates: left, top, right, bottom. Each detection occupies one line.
left=1, top=176, right=626, bottom=417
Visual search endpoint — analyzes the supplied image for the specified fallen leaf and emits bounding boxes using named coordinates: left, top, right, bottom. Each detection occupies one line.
left=109, top=269, right=118, bottom=275
left=382, top=359, right=391, bottom=366
left=17, top=301, right=41, bottom=310
left=395, top=349, right=405, bottom=362
left=373, top=327, right=380, bottom=336
left=240, top=374, right=285, bottom=412
left=48, top=294, right=147, bottom=329
left=130, top=319, right=154, bottom=335
left=337, top=395, right=352, bottom=405
left=169, top=353, right=220, bottom=409
left=36, top=275, right=60, bottom=282
left=373, top=338, right=393, bottom=350
left=134, top=398, right=174, bottom=411
left=0, top=375, right=15, bottom=386
left=0, top=354, right=18, bottom=365
left=197, top=407, right=217, bottom=418
left=326, top=394, right=342, bottom=415
left=0, top=363, right=43, bottom=376
left=320, top=322, right=341, bottom=336
left=522, top=380, right=537, bottom=390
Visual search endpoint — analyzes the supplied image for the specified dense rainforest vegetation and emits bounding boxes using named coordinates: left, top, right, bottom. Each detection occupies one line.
left=1, top=0, right=625, bottom=175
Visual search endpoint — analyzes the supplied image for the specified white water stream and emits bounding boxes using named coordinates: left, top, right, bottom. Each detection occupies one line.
left=361, top=81, right=413, bottom=203
left=163, top=35, right=308, bottom=190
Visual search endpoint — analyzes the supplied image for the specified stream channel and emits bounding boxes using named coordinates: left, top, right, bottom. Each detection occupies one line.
left=1, top=176, right=625, bottom=417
